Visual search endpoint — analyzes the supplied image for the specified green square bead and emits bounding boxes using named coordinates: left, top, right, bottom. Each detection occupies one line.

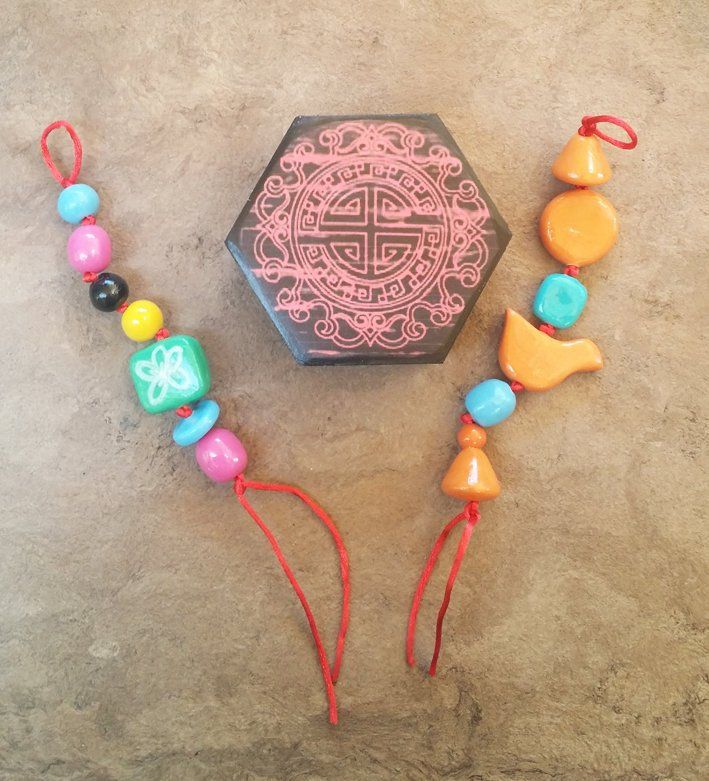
left=129, top=335, right=210, bottom=414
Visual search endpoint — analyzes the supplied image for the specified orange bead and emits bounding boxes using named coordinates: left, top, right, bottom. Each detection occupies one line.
left=498, top=309, right=603, bottom=392
left=552, top=132, right=612, bottom=186
left=457, top=424, right=487, bottom=449
left=441, top=447, right=500, bottom=502
left=540, top=188, right=618, bottom=267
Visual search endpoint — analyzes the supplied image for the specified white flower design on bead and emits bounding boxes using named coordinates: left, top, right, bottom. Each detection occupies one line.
left=132, top=344, right=192, bottom=406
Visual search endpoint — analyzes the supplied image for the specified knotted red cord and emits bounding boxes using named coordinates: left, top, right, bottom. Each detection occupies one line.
left=40, top=121, right=83, bottom=187
left=406, top=501, right=480, bottom=675
left=578, top=115, right=638, bottom=150
left=233, top=475, right=350, bottom=724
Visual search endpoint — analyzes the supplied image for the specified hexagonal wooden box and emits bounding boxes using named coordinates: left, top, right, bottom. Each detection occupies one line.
left=226, top=114, right=510, bottom=365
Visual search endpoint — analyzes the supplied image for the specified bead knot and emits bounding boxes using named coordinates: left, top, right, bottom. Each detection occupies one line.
left=154, top=327, right=170, bottom=340
left=564, top=265, right=580, bottom=277
left=539, top=323, right=556, bottom=336
left=82, top=271, right=98, bottom=284
left=464, top=501, right=480, bottom=523
left=459, top=412, right=473, bottom=425
left=233, top=475, right=247, bottom=497
left=509, top=380, right=525, bottom=393
left=175, top=405, right=193, bottom=418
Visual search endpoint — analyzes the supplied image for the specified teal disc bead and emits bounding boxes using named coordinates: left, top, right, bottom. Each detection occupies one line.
left=465, top=379, right=516, bottom=427
left=173, top=399, right=220, bottom=446
left=533, top=273, right=588, bottom=329
left=57, top=183, right=99, bottom=224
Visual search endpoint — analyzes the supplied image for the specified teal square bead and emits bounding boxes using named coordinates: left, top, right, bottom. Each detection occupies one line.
left=129, top=335, right=210, bottom=414
left=533, top=273, right=588, bottom=329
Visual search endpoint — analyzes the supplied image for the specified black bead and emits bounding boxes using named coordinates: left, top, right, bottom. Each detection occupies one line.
left=89, top=272, right=129, bottom=312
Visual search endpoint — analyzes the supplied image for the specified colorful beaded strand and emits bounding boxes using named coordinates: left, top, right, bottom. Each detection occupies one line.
left=407, top=114, right=638, bottom=674
left=40, top=121, right=350, bottom=725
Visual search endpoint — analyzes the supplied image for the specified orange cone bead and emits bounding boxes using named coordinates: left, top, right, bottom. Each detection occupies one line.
left=441, top=446, right=500, bottom=502
left=539, top=188, right=618, bottom=267
left=552, top=132, right=612, bottom=186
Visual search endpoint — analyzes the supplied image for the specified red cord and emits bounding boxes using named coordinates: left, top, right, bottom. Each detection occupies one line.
left=510, top=380, right=525, bottom=393
left=40, top=121, right=83, bottom=187
left=233, top=475, right=350, bottom=724
left=406, top=502, right=480, bottom=674
left=578, top=115, right=638, bottom=149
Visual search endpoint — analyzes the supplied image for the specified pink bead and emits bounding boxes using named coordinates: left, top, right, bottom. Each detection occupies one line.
left=66, top=225, right=112, bottom=273
left=194, top=428, right=248, bottom=483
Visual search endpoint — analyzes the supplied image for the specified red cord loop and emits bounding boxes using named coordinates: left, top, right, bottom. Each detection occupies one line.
left=578, top=115, right=638, bottom=149
left=459, top=412, right=473, bottom=425
left=406, top=501, right=480, bottom=676
left=232, top=474, right=350, bottom=724
left=564, top=265, right=580, bottom=277
left=539, top=323, right=556, bottom=336
left=40, top=121, right=83, bottom=187
left=154, top=328, right=170, bottom=340
left=510, top=380, right=525, bottom=393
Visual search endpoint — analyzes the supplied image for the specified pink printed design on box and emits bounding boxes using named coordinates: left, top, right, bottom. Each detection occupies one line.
left=247, top=121, right=493, bottom=351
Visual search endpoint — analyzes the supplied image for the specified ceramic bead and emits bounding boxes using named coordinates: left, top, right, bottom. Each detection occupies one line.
left=173, top=399, right=220, bottom=446
left=539, top=188, right=618, bottom=267
left=464, top=379, right=516, bottom=427
left=67, top=224, right=111, bottom=273
left=498, top=309, right=602, bottom=391
left=457, top=424, right=487, bottom=449
left=442, top=444, right=500, bottom=501
left=89, top=272, right=129, bottom=312
left=195, top=428, right=248, bottom=482
left=129, top=334, right=211, bottom=414
left=551, top=132, right=612, bottom=186
left=533, top=273, right=588, bottom=329
left=121, top=300, right=164, bottom=342
left=57, top=183, right=99, bottom=224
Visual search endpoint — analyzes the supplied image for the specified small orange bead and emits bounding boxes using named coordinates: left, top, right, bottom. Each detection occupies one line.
left=540, top=188, right=618, bottom=267
left=457, top=424, right=487, bottom=449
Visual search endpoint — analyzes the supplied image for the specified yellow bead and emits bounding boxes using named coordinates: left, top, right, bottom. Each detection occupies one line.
left=539, top=188, right=618, bottom=267
left=121, top=300, right=164, bottom=342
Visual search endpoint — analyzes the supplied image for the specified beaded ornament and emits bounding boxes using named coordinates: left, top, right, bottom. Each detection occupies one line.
left=406, top=115, right=638, bottom=674
left=41, top=121, right=350, bottom=725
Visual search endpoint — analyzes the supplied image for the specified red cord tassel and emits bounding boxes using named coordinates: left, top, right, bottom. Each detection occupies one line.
left=406, top=501, right=480, bottom=675
left=233, top=475, right=350, bottom=724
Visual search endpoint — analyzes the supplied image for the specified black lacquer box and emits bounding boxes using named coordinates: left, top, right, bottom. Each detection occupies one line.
left=226, top=114, right=510, bottom=365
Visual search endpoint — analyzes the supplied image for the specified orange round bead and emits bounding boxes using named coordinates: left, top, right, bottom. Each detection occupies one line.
left=457, top=423, right=487, bottom=449
left=539, top=188, right=618, bottom=267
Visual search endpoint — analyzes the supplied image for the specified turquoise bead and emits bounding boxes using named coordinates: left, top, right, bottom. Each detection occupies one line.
left=57, top=183, right=99, bottom=224
left=465, top=379, right=516, bottom=427
left=533, top=273, right=588, bottom=329
left=173, top=399, right=220, bottom=446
